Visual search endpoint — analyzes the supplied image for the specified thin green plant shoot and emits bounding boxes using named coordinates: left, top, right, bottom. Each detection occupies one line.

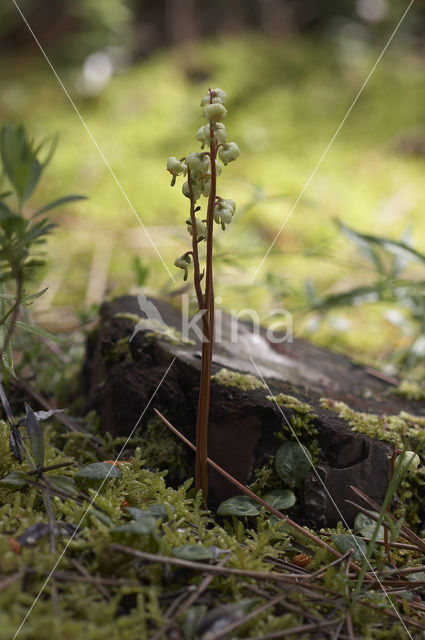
left=0, top=123, right=86, bottom=380
left=166, top=88, right=240, bottom=501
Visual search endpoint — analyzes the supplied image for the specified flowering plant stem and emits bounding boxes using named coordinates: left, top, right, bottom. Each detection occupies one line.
left=193, top=117, right=217, bottom=502
left=168, top=88, right=240, bottom=503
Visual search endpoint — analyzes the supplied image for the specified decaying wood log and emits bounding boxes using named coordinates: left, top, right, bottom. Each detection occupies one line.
left=82, top=295, right=425, bottom=527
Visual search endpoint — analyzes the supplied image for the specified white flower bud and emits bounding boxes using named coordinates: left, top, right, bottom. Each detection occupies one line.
left=185, top=152, right=210, bottom=179
left=215, top=160, right=222, bottom=176
left=213, top=123, right=227, bottom=145
left=200, top=88, right=227, bottom=107
left=196, top=123, right=227, bottom=149
left=218, top=142, right=240, bottom=165
left=204, top=103, right=227, bottom=123
left=196, top=125, right=209, bottom=147
left=223, top=198, right=235, bottom=213
left=186, top=216, right=207, bottom=241
left=182, top=179, right=202, bottom=201
left=394, top=451, right=420, bottom=476
left=200, top=179, right=211, bottom=197
left=166, top=156, right=187, bottom=175
left=174, top=253, right=191, bottom=281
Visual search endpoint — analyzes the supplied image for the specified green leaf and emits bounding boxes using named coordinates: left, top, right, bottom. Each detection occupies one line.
left=37, top=132, right=58, bottom=168
left=182, top=605, right=208, bottom=640
left=310, top=284, right=385, bottom=312
left=33, top=194, right=87, bottom=217
left=354, top=512, right=384, bottom=539
left=337, top=219, right=425, bottom=267
left=0, top=124, right=42, bottom=203
left=22, top=287, right=49, bottom=303
left=337, top=220, right=384, bottom=273
left=217, top=495, right=261, bottom=517
left=74, top=462, right=121, bottom=490
left=262, top=488, right=296, bottom=511
left=87, top=507, right=112, bottom=527
left=274, top=441, right=312, bottom=488
left=24, top=403, right=44, bottom=468
left=110, top=517, right=157, bottom=540
left=331, top=534, right=366, bottom=563
left=125, top=503, right=173, bottom=521
left=47, top=475, right=78, bottom=495
left=172, top=544, right=215, bottom=561
left=387, top=515, right=404, bottom=543
left=0, top=470, right=28, bottom=489
left=14, top=320, right=66, bottom=342
left=0, top=324, right=15, bottom=378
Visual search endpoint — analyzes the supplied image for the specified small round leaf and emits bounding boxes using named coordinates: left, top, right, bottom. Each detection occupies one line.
left=274, top=441, right=312, bottom=487
left=217, top=495, right=261, bottom=517
left=262, top=488, right=296, bottom=511
left=331, top=534, right=366, bottom=563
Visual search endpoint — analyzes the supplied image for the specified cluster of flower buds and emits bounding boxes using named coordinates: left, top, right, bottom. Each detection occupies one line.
left=168, top=88, right=240, bottom=280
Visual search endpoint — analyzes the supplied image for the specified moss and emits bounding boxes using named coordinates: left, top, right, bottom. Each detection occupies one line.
left=267, top=393, right=318, bottom=438
left=320, top=397, right=425, bottom=449
left=211, top=368, right=266, bottom=391
left=393, top=379, right=425, bottom=402
left=135, top=416, right=192, bottom=485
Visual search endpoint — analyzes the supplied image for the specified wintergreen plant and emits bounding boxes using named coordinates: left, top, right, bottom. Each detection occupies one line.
left=167, top=88, right=240, bottom=501
left=0, top=123, right=85, bottom=377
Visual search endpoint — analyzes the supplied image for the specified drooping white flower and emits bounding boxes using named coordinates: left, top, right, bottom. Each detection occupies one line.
left=218, top=142, right=240, bottom=165
left=186, top=216, right=207, bottom=241
left=174, top=253, right=191, bottom=280
left=182, top=179, right=202, bottom=201
left=166, top=156, right=187, bottom=175
left=185, top=152, right=210, bottom=179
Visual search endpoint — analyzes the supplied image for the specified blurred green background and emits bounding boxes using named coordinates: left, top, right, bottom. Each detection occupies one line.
left=2, top=0, right=425, bottom=371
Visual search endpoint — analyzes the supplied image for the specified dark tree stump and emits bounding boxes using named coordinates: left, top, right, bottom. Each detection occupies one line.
left=82, top=295, right=424, bottom=527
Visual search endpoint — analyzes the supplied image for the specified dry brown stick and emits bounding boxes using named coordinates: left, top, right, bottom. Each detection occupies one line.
left=356, top=598, right=425, bottom=631
left=27, top=460, right=75, bottom=475
left=344, top=552, right=355, bottom=640
left=70, top=559, right=111, bottom=600
left=151, top=555, right=230, bottom=640
left=381, top=564, right=425, bottom=576
left=205, top=592, right=288, bottom=640
left=45, top=570, right=137, bottom=587
left=346, top=499, right=425, bottom=553
left=154, top=408, right=365, bottom=575
left=320, top=531, right=419, bottom=551
left=111, top=543, right=310, bottom=584
left=16, top=377, right=108, bottom=456
left=239, top=618, right=341, bottom=640
left=349, top=485, right=425, bottom=552
left=0, top=571, right=24, bottom=591
left=307, top=549, right=358, bottom=582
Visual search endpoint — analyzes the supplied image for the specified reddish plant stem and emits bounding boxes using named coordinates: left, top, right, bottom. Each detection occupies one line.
left=194, top=93, right=217, bottom=502
left=384, top=448, right=399, bottom=565
left=187, top=168, right=207, bottom=333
